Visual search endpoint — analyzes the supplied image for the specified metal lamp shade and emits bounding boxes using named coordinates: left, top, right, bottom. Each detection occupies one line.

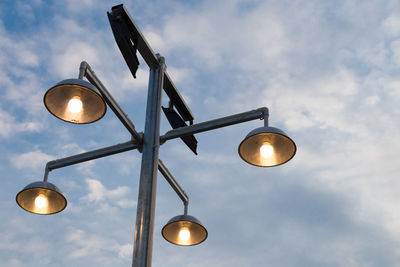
left=16, top=181, right=67, bottom=215
left=44, top=79, right=106, bottom=124
left=238, top=126, right=296, bottom=167
left=162, top=214, right=208, bottom=246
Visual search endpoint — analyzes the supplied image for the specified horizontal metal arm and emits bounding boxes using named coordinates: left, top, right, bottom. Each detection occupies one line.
left=158, top=159, right=188, bottom=207
left=46, top=140, right=138, bottom=171
left=79, top=61, right=143, bottom=144
left=160, top=107, right=268, bottom=143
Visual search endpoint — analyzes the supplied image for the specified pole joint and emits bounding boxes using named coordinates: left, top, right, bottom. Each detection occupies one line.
left=156, top=53, right=165, bottom=65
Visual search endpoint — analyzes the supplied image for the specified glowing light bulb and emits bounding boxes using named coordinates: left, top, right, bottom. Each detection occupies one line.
left=67, top=97, right=83, bottom=113
left=260, top=143, right=274, bottom=158
left=179, top=228, right=190, bottom=241
left=34, top=195, right=47, bottom=209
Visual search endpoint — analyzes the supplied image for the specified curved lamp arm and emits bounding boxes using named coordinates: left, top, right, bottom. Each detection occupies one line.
left=158, top=159, right=189, bottom=214
left=79, top=61, right=143, bottom=145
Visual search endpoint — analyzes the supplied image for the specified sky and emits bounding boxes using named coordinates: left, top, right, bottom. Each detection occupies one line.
left=1, top=0, right=400, bottom=266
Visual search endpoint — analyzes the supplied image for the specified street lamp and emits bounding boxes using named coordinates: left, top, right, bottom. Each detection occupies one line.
left=162, top=214, right=208, bottom=246
left=158, top=159, right=208, bottom=246
left=16, top=181, right=66, bottom=215
left=16, top=4, right=296, bottom=267
left=44, top=79, right=106, bottom=124
left=239, top=125, right=296, bottom=167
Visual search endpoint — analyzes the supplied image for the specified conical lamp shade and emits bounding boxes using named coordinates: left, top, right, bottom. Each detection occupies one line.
left=44, top=79, right=106, bottom=124
left=16, top=181, right=67, bottom=215
left=162, top=214, right=207, bottom=246
left=238, top=126, right=296, bottom=167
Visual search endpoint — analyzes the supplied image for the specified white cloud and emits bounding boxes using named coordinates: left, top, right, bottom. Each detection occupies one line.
left=382, top=15, right=400, bottom=37
left=1, top=259, right=24, bottom=267
left=153, top=0, right=291, bottom=72
left=66, top=228, right=111, bottom=259
left=16, top=46, right=39, bottom=67
left=65, top=228, right=131, bottom=264
left=166, top=66, right=191, bottom=84
left=0, top=109, right=15, bottom=138
left=388, top=79, right=400, bottom=99
left=118, top=243, right=133, bottom=259
left=51, top=41, right=99, bottom=78
left=143, top=29, right=165, bottom=51
left=82, top=178, right=136, bottom=208
left=390, top=40, right=400, bottom=65
left=363, top=95, right=380, bottom=106
left=0, top=20, right=48, bottom=128
left=0, top=21, right=39, bottom=67
left=107, top=185, right=130, bottom=199
left=10, top=150, right=53, bottom=172
left=0, top=224, right=51, bottom=263
left=84, top=179, right=105, bottom=202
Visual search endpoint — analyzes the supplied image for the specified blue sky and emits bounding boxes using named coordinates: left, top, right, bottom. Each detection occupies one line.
left=1, top=0, right=400, bottom=266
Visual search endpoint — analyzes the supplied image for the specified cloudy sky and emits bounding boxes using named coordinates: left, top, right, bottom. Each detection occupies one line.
left=1, top=0, right=400, bottom=266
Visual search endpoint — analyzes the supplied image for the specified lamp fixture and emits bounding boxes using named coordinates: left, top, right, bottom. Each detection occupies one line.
left=162, top=214, right=207, bottom=246
left=158, top=159, right=207, bottom=246
left=44, top=78, right=106, bottom=124
left=16, top=181, right=66, bottom=215
left=239, top=126, right=296, bottom=167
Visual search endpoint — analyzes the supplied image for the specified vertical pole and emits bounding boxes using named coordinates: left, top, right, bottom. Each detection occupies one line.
left=132, top=55, right=165, bottom=267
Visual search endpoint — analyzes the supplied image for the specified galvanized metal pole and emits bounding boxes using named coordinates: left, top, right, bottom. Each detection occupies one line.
left=132, top=55, right=165, bottom=267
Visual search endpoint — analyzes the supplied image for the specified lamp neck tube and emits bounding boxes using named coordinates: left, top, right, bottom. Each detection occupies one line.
left=78, top=61, right=89, bottom=79
left=43, top=165, right=50, bottom=182
left=262, top=107, right=269, bottom=127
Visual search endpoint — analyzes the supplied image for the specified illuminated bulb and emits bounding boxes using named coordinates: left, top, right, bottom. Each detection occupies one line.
left=260, top=143, right=274, bottom=158
left=67, top=97, right=83, bottom=113
left=34, top=195, right=47, bottom=209
left=179, top=228, right=190, bottom=241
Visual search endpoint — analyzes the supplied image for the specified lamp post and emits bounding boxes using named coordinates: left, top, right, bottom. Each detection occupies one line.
left=16, top=4, right=296, bottom=267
